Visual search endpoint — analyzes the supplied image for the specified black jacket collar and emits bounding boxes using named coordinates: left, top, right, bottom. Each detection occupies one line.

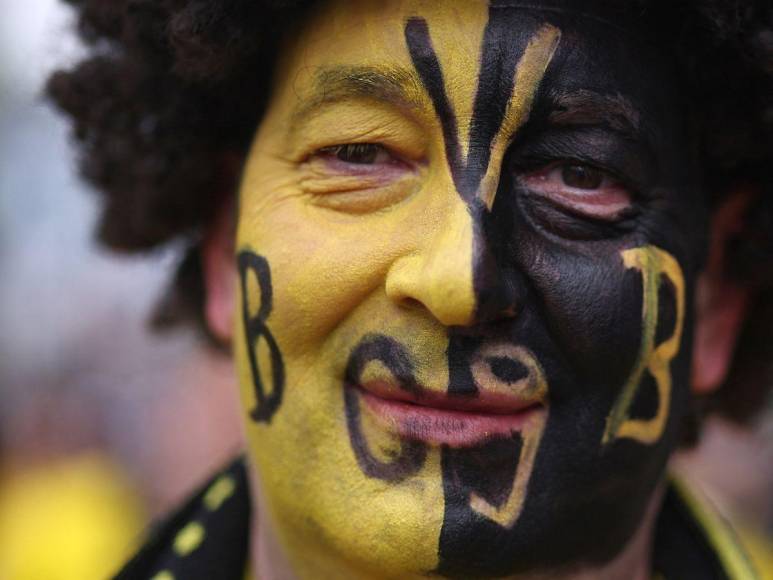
left=114, top=457, right=758, bottom=580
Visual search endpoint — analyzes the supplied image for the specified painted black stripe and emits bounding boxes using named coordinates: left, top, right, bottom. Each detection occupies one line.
left=343, top=334, right=427, bottom=482
left=409, top=7, right=552, bottom=576
left=404, top=17, right=466, bottom=198
left=466, top=9, right=525, bottom=198
left=404, top=14, right=535, bottom=202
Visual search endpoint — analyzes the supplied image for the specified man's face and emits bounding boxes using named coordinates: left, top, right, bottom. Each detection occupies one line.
left=234, top=0, right=704, bottom=577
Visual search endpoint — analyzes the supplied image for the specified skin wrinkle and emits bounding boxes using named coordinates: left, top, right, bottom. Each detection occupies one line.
left=234, top=1, right=703, bottom=578
left=548, top=89, right=641, bottom=136
left=47, top=0, right=770, bottom=572
left=288, top=66, right=425, bottom=136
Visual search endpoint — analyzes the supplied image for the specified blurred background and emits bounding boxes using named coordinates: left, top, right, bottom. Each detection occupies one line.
left=0, top=1, right=244, bottom=578
left=0, top=2, right=770, bottom=579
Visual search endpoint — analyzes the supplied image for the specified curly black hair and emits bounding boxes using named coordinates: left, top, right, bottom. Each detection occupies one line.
left=47, top=0, right=773, bottom=429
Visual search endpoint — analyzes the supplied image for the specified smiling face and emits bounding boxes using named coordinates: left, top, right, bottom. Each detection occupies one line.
left=233, top=0, right=705, bottom=577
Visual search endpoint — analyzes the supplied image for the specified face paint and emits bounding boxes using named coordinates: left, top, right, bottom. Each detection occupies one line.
left=603, top=246, right=686, bottom=445
left=237, top=251, right=285, bottom=423
left=344, top=334, right=427, bottom=482
left=404, top=17, right=560, bottom=205
left=234, top=0, right=705, bottom=577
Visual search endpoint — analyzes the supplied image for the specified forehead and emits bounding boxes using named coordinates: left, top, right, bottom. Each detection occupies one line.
left=282, top=0, right=679, bottom=117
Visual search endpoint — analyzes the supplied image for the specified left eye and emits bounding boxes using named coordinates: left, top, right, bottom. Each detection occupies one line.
left=318, top=143, right=393, bottom=165
left=519, top=162, right=632, bottom=221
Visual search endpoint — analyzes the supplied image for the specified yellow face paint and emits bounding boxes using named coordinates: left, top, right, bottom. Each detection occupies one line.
left=233, top=0, right=559, bottom=577
left=468, top=345, right=548, bottom=528
left=477, top=25, right=560, bottom=209
left=603, top=245, right=686, bottom=445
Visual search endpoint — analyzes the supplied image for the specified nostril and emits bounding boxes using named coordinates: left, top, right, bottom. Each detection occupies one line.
left=400, top=297, right=425, bottom=311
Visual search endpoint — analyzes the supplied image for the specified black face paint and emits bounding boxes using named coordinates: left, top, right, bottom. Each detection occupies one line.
left=344, top=334, right=428, bottom=482
left=445, top=333, right=480, bottom=397
left=237, top=250, right=285, bottom=423
left=399, top=3, right=703, bottom=577
left=406, top=10, right=538, bottom=403
left=406, top=11, right=538, bottom=203
left=405, top=9, right=535, bottom=318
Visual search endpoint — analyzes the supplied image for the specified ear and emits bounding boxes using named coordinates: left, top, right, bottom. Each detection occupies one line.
left=202, top=194, right=237, bottom=345
left=691, top=190, right=755, bottom=394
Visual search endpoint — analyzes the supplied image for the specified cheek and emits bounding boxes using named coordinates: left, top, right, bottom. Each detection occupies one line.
left=232, top=259, right=450, bottom=578
left=233, top=194, right=454, bottom=575
left=237, top=202, right=409, bottom=356
left=527, top=243, right=645, bottom=390
left=518, top=229, right=691, bottom=447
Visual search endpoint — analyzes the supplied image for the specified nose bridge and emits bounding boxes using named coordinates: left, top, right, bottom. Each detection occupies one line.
left=386, top=195, right=477, bottom=327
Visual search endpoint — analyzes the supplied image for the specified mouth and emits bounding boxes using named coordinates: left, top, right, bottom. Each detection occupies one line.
left=354, top=381, right=547, bottom=448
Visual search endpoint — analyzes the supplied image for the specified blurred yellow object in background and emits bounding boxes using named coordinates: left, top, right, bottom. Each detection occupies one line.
left=0, top=453, right=146, bottom=580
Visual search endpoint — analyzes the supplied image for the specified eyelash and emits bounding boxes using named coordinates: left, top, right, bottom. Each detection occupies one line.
left=310, top=142, right=635, bottom=223
left=317, top=143, right=396, bottom=166
left=515, top=160, right=635, bottom=223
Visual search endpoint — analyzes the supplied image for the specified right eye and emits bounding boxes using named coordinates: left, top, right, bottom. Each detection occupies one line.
left=300, top=142, right=420, bottom=214
left=318, top=143, right=394, bottom=165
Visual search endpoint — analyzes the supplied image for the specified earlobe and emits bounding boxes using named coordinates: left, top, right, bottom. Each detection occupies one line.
left=203, top=195, right=237, bottom=345
left=691, top=190, right=755, bottom=395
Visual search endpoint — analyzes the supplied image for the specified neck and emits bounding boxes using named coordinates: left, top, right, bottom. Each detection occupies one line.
left=248, top=476, right=664, bottom=580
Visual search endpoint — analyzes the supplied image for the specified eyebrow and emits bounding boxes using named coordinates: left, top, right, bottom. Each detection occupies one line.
left=290, top=68, right=644, bottom=147
left=547, top=89, right=641, bottom=138
left=289, top=65, right=424, bottom=130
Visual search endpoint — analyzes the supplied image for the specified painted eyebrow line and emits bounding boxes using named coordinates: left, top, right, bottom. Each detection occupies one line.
left=289, top=65, right=424, bottom=130
left=547, top=89, right=641, bottom=138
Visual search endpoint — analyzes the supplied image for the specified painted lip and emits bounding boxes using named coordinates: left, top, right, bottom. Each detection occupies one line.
left=354, top=380, right=547, bottom=448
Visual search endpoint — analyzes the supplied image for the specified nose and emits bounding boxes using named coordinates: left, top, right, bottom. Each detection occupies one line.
left=386, top=199, right=477, bottom=326
left=386, top=193, right=524, bottom=328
